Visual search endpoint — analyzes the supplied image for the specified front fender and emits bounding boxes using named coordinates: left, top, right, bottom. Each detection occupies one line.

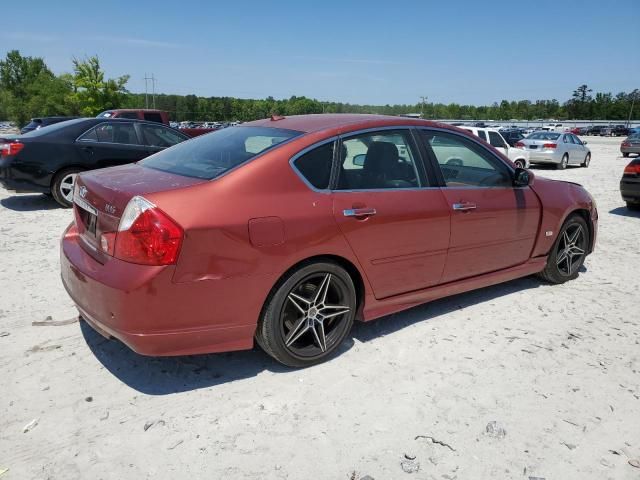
left=529, top=177, right=597, bottom=257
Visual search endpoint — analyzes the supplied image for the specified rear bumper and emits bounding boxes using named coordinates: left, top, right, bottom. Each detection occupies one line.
left=0, top=159, right=51, bottom=193
left=621, top=176, right=640, bottom=203
left=60, top=225, right=263, bottom=356
left=529, top=151, right=562, bottom=164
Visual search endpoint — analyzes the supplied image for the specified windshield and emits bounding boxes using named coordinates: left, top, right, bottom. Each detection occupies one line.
left=528, top=132, right=561, bottom=141
left=140, top=126, right=303, bottom=179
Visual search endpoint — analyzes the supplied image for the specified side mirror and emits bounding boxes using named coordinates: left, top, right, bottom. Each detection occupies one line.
left=353, top=153, right=365, bottom=166
left=582, top=141, right=588, bottom=145
left=513, top=167, right=531, bottom=187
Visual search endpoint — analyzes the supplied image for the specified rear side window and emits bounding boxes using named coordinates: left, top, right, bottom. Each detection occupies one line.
left=476, top=130, right=487, bottom=141
left=118, top=112, right=141, bottom=120
left=292, top=142, right=334, bottom=190
left=140, top=126, right=302, bottom=179
left=78, top=122, right=140, bottom=144
left=488, top=131, right=507, bottom=148
left=143, top=112, right=164, bottom=123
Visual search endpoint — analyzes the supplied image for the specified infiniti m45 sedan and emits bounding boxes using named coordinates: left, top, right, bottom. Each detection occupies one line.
left=60, top=115, right=597, bottom=367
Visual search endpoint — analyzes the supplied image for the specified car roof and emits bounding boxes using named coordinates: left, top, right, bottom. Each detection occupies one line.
left=242, top=114, right=450, bottom=135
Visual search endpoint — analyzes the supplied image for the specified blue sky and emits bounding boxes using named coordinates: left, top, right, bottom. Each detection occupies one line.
left=1, top=0, right=638, bottom=105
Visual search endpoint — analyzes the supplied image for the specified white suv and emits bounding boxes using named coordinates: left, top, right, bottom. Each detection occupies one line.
left=461, top=127, right=530, bottom=168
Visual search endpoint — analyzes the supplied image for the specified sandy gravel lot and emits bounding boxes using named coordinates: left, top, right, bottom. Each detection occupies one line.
left=0, top=136, right=638, bottom=480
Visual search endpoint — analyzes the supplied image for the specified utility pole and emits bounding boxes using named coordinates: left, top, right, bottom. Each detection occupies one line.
left=628, top=89, right=638, bottom=127
left=420, top=96, right=427, bottom=119
left=144, top=73, right=157, bottom=109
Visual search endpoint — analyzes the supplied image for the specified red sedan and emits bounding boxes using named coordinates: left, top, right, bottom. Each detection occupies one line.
left=60, top=114, right=598, bottom=367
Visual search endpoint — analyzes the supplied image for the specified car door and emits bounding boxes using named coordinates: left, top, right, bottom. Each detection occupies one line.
left=418, top=129, right=541, bottom=283
left=570, top=134, right=587, bottom=163
left=331, top=129, right=450, bottom=299
left=76, top=122, right=150, bottom=168
left=136, top=123, right=188, bottom=155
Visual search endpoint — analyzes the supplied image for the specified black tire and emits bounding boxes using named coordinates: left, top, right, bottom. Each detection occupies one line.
left=514, top=159, right=525, bottom=169
left=556, top=154, right=568, bottom=170
left=627, top=202, right=640, bottom=211
left=623, top=152, right=630, bottom=158
left=256, top=261, right=356, bottom=367
left=581, top=153, right=591, bottom=168
left=537, top=214, right=589, bottom=284
left=51, top=168, right=82, bottom=208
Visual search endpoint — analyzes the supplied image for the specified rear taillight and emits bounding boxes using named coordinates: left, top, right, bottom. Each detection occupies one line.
left=621, top=141, right=630, bottom=147
left=111, top=196, right=183, bottom=265
left=542, top=143, right=557, bottom=149
left=623, top=162, right=640, bottom=175
left=0, top=142, right=24, bottom=157
left=515, top=141, right=525, bottom=149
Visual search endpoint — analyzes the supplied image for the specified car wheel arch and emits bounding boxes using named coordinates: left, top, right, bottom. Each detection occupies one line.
left=50, top=165, right=87, bottom=189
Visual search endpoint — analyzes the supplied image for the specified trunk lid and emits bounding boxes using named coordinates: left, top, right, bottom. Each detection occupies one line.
left=73, top=163, right=207, bottom=262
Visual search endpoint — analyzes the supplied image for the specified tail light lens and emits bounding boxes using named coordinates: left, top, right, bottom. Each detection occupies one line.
left=624, top=162, right=640, bottom=175
left=0, top=141, right=24, bottom=157
left=542, top=143, right=557, bottom=149
left=112, top=196, right=183, bottom=265
left=622, top=141, right=630, bottom=147
left=515, top=141, right=525, bottom=149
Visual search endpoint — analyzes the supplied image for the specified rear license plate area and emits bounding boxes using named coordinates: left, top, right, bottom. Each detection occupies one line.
left=529, top=145, right=538, bottom=149
left=74, top=197, right=98, bottom=236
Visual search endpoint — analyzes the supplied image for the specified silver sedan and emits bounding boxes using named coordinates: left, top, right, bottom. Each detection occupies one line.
left=516, top=132, right=591, bottom=169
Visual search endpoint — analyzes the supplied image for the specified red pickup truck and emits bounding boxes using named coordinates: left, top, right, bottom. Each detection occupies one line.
left=96, top=109, right=214, bottom=137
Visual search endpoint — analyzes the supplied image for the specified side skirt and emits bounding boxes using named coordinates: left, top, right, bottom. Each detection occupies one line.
left=362, top=256, right=547, bottom=321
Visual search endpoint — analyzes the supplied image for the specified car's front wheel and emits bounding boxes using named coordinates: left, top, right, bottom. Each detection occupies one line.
left=514, top=159, right=525, bottom=169
left=537, top=214, right=589, bottom=284
left=52, top=168, right=82, bottom=208
left=623, top=152, right=630, bottom=158
left=582, top=153, right=591, bottom=167
left=256, top=261, right=356, bottom=367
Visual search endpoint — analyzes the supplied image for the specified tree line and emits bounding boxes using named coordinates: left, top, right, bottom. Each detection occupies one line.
left=0, top=50, right=638, bottom=126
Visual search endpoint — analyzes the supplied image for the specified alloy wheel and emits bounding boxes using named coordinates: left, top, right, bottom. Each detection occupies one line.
left=280, top=272, right=351, bottom=358
left=59, top=173, right=77, bottom=203
left=555, top=224, right=586, bottom=276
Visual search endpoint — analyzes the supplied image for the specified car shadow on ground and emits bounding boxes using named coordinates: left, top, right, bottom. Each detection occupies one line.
left=0, top=194, right=61, bottom=211
left=529, top=164, right=582, bottom=170
left=82, top=273, right=553, bottom=395
left=609, top=206, right=640, bottom=218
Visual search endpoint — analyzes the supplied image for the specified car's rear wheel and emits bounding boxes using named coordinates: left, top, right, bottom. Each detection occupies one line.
left=256, top=261, right=356, bottom=367
left=537, top=214, right=589, bottom=284
left=557, top=154, right=569, bottom=170
left=52, top=168, right=82, bottom=208
left=623, top=152, right=629, bottom=158
left=581, top=153, right=591, bottom=167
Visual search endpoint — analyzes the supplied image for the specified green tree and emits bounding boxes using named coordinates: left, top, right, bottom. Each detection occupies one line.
left=70, top=56, right=129, bottom=116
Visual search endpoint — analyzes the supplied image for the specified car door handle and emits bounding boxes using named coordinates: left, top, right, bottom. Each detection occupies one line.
left=452, top=202, right=477, bottom=211
left=343, top=208, right=377, bottom=218
left=81, top=146, right=94, bottom=154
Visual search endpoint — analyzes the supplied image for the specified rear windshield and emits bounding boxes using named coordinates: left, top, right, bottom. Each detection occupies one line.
left=19, top=118, right=88, bottom=137
left=139, top=126, right=303, bottom=179
left=528, top=132, right=561, bottom=140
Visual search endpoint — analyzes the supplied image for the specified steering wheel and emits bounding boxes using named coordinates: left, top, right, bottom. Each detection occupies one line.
left=445, top=158, right=463, bottom=166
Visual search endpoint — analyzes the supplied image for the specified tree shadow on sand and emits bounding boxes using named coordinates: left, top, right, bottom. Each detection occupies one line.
left=82, top=272, right=559, bottom=395
left=0, top=194, right=61, bottom=211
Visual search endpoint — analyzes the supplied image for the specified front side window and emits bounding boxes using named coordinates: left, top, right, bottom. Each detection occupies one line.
left=140, top=126, right=302, bottom=180
left=292, top=141, right=334, bottom=190
left=139, top=124, right=187, bottom=148
left=421, top=131, right=512, bottom=188
left=335, top=130, right=420, bottom=190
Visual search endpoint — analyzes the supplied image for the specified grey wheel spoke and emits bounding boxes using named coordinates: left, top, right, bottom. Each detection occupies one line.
left=313, top=274, right=331, bottom=305
left=568, top=226, right=582, bottom=245
left=572, top=245, right=585, bottom=255
left=311, top=323, right=326, bottom=352
left=566, top=254, right=573, bottom=275
left=319, top=305, right=350, bottom=320
left=556, top=250, right=568, bottom=266
left=562, top=231, right=570, bottom=248
left=287, top=294, right=309, bottom=315
left=285, top=317, right=310, bottom=346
